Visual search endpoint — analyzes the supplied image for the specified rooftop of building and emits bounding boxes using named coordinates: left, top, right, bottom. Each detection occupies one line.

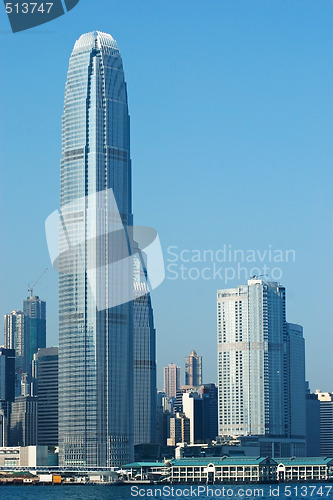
left=122, top=457, right=333, bottom=469
left=73, top=31, right=119, bottom=53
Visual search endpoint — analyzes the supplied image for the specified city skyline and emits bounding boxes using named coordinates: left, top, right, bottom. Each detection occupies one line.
left=0, top=0, right=333, bottom=391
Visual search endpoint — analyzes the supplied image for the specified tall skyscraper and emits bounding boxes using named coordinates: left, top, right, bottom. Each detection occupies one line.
left=185, top=350, right=202, bottom=387
left=217, top=279, right=286, bottom=438
left=0, top=348, right=15, bottom=403
left=58, top=31, right=134, bottom=467
left=23, top=295, right=46, bottom=376
left=4, top=297, right=46, bottom=386
left=164, top=364, right=181, bottom=399
left=0, top=348, right=15, bottom=447
left=4, top=310, right=25, bottom=373
left=217, top=279, right=306, bottom=456
left=33, top=347, right=58, bottom=446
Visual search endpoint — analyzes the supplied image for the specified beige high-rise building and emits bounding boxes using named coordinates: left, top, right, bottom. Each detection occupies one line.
left=164, top=364, right=181, bottom=399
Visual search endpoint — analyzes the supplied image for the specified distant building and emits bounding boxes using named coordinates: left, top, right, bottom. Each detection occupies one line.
left=185, top=350, right=202, bottom=387
left=4, top=310, right=25, bottom=376
left=10, top=396, right=37, bottom=446
left=315, top=390, right=333, bottom=457
left=34, top=347, right=58, bottom=446
left=0, top=348, right=15, bottom=403
left=0, top=348, right=16, bottom=447
left=0, top=446, right=58, bottom=467
left=164, top=364, right=181, bottom=399
left=4, top=297, right=46, bottom=392
left=174, top=389, right=185, bottom=414
left=156, top=392, right=171, bottom=447
left=23, top=295, right=46, bottom=378
left=286, top=323, right=306, bottom=440
left=168, top=413, right=190, bottom=446
left=202, top=384, right=218, bottom=441
left=305, top=387, right=320, bottom=456
left=183, top=392, right=204, bottom=444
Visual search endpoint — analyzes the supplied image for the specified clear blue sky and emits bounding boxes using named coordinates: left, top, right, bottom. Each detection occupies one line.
left=0, top=0, right=332, bottom=391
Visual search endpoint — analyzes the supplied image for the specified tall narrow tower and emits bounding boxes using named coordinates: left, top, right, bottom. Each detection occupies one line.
left=185, top=350, right=202, bottom=387
left=58, top=31, right=134, bottom=467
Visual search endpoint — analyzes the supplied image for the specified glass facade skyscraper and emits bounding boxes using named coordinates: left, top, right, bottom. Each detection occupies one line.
left=59, top=31, right=134, bottom=467
left=133, top=255, right=156, bottom=445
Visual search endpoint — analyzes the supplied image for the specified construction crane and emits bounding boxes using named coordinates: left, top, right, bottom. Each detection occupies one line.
left=27, top=268, right=48, bottom=297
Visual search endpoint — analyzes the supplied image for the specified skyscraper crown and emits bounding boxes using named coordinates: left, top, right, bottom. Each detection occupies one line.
left=73, top=30, right=119, bottom=53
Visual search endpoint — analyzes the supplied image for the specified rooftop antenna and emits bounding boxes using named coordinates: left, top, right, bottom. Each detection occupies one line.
left=28, top=268, right=48, bottom=297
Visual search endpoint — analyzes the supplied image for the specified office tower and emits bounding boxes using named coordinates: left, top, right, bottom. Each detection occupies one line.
left=217, top=279, right=286, bottom=438
left=23, top=295, right=46, bottom=377
left=156, top=391, right=172, bottom=447
left=58, top=31, right=134, bottom=467
left=183, top=392, right=204, bottom=444
left=164, top=364, right=181, bottom=399
left=286, top=323, right=306, bottom=440
left=202, top=383, right=218, bottom=441
left=4, top=310, right=25, bottom=374
left=174, top=388, right=185, bottom=414
left=133, top=257, right=156, bottom=446
left=315, top=391, right=333, bottom=457
left=0, top=348, right=15, bottom=446
left=0, top=348, right=15, bottom=402
left=168, top=413, right=190, bottom=446
left=305, top=387, right=320, bottom=456
left=10, top=396, right=37, bottom=446
left=185, top=350, right=202, bottom=387
left=4, top=299, right=46, bottom=389
left=34, top=347, right=58, bottom=446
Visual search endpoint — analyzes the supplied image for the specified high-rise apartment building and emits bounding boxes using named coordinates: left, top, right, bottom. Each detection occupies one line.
left=164, top=364, right=181, bottom=399
left=185, top=350, right=202, bottom=387
left=168, top=413, right=190, bottom=446
left=217, top=279, right=286, bottom=438
left=4, top=310, right=25, bottom=374
left=58, top=31, right=136, bottom=467
left=33, top=347, right=58, bottom=446
left=217, top=279, right=306, bottom=456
